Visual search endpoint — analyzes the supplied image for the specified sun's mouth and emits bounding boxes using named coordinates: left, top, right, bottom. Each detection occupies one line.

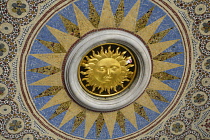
left=104, top=76, right=112, bottom=81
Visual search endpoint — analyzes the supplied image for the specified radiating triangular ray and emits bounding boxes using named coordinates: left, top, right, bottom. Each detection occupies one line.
left=37, top=39, right=66, bottom=53
left=46, top=25, right=78, bottom=51
left=153, top=52, right=183, bottom=61
left=119, top=0, right=140, bottom=31
left=148, top=77, right=175, bottom=91
left=148, top=39, right=179, bottom=57
left=152, top=72, right=180, bottom=81
left=153, top=60, right=182, bottom=73
left=146, top=89, right=168, bottom=103
left=28, top=65, right=61, bottom=75
left=40, top=89, right=70, bottom=111
left=120, top=104, right=137, bottom=128
left=135, top=6, right=155, bottom=32
left=136, top=92, right=160, bottom=113
left=59, top=14, right=80, bottom=38
left=49, top=101, right=71, bottom=120
left=30, top=72, right=63, bottom=86
left=103, top=111, right=117, bottom=137
left=98, top=0, right=115, bottom=28
left=73, top=4, right=95, bottom=36
left=30, top=53, right=65, bottom=68
left=115, top=0, right=124, bottom=27
left=148, top=27, right=174, bottom=44
left=85, top=110, right=100, bottom=137
left=34, top=86, right=63, bottom=99
left=116, top=111, right=126, bottom=134
left=60, top=102, right=84, bottom=128
left=71, top=110, right=86, bottom=133
left=96, top=113, right=105, bottom=137
left=137, top=15, right=166, bottom=43
left=134, top=102, right=149, bottom=121
left=88, top=0, right=100, bottom=28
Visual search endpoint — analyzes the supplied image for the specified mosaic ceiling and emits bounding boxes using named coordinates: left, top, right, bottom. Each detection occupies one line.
left=0, top=0, right=209, bottom=139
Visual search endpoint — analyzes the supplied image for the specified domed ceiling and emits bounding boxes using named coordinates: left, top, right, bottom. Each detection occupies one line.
left=0, top=0, right=209, bottom=139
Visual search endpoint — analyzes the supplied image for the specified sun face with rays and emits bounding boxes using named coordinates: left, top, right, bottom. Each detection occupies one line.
left=26, top=0, right=185, bottom=138
left=79, top=44, right=136, bottom=96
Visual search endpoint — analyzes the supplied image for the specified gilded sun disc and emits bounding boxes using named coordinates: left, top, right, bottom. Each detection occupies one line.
left=78, top=43, right=137, bottom=97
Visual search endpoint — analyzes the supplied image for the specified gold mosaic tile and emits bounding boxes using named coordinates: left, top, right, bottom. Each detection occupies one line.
left=34, top=86, right=63, bottom=99
left=116, top=111, right=126, bottom=134
left=134, top=102, right=149, bottom=121
left=28, top=65, right=61, bottom=75
left=88, top=0, right=100, bottom=28
left=96, top=113, right=105, bottom=137
left=146, top=89, right=168, bottom=103
left=59, top=14, right=81, bottom=38
left=114, top=0, right=124, bottom=27
left=135, top=6, right=155, bottom=32
left=72, top=110, right=86, bottom=133
left=37, top=39, right=66, bottom=53
left=152, top=72, right=180, bottom=81
left=49, top=101, right=71, bottom=120
left=148, top=27, right=174, bottom=44
left=153, top=52, right=183, bottom=61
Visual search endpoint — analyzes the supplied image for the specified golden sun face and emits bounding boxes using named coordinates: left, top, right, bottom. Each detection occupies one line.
left=79, top=44, right=136, bottom=96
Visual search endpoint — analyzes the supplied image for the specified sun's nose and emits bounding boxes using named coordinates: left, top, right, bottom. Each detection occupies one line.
left=107, top=68, right=111, bottom=75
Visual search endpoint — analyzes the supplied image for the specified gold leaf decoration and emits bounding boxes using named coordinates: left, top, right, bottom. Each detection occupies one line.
left=115, top=0, right=124, bottom=27
left=153, top=52, right=183, bottom=61
left=72, top=110, right=86, bottom=133
left=135, top=6, right=155, bottom=32
left=148, top=27, right=174, bottom=44
left=37, top=39, right=66, bottom=53
left=116, top=111, right=126, bottom=134
left=134, top=102, right=149, bottom=121
left=28, top=65, right=61, bottom=75
left=88, top=0, right=100, bottom=28
left=34, top=86, right=63, bottom=99
left=96, top=113, right=105, bottom=137
left=59, top=14, right=80, bottom=38
left=146, top=89, right=168, bottom=102
left=49, top=101, right=71, bottom=120
left=152, top=72, right=180, bottom=81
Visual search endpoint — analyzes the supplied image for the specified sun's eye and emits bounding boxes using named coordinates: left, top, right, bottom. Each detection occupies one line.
left=111, top=66, right=119, bottom=71
left=98, top=66, right=105, bottom=71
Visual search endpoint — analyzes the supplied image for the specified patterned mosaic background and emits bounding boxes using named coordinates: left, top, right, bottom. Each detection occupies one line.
left=0, top=0, right=209, bottom=139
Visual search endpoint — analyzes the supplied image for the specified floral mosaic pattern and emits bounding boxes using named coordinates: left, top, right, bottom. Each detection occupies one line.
left=11, top=1, right=27, bottom=15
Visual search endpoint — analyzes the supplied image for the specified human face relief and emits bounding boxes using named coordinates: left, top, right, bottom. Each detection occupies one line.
left=94, top=58, right=121, bottom=83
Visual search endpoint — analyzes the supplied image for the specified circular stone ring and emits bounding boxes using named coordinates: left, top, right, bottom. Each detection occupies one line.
left=64, top=29, right=152, bottom=112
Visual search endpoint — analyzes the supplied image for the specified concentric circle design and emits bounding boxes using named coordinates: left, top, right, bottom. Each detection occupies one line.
left=21, top=0, right=189, bottom=139
left=64, top=29, right=151, bottom=111
left=201, top=77, right=210, bottom=86
left=206, top=42, right=210, bottom=51
left=0, top=105, right=12, bottom=115
left=185, top=110, right=194, bottom=119
left=0, top=22, right=14, bottom=34
left=195, top=4, right=207, bottom=15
